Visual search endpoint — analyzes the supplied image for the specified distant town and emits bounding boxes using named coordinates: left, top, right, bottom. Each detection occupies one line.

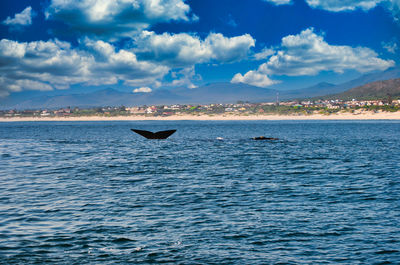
left=1, top=98, right=400, bottom=118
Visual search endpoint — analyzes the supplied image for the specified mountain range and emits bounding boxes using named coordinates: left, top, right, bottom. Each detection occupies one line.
left=322, top=78, right=400, bottom=101
left=1, top=67, right=400, bottom=110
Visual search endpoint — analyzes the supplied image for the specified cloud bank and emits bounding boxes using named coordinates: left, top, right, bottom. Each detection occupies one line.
left=0, top=29, right=256, bottom=97
left=232, top=28, right=394, bottom=87
left=0, top=39, right=168, bottom=97
left=0, top=0, right=398, bottom=96
left=134, top=31, right=255, bottom=67
left=45, top=0, right=195, bottom=40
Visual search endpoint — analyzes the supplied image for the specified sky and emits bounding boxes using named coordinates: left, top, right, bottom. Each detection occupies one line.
left=0, top=0, right=399, bottom=98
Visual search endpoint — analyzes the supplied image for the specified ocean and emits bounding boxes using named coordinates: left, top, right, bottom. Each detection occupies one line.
left=0, top=120, right=399, bottom=264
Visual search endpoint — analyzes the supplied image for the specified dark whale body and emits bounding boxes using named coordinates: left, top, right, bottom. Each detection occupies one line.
left=252, top=136, right=279, bottom=140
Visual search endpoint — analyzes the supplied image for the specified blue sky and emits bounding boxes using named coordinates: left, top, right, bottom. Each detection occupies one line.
left=0, top=0, right=399, bottom=97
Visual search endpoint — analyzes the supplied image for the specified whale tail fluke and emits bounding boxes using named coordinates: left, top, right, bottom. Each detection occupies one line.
left=131, top=129, right=176, bottom=139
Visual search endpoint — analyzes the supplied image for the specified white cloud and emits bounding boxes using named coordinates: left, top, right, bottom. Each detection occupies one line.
left=0, top=39, right=91, bottom=95
left=169, top=67, right=200, bottom=89
left=382, top=41, right=398, bottom=53
left=305, top=0, right=384, bottom=11
left=10, top=80, right=53, bottom=92
left=303, top=1, right=400, bottom=23
left=232, top=28, right=394, bottom=87
left=46, top=0, right=195, bottom=39
left=225, top=14, right=237, bottom=27
left=263, top=0, right=292, bottom=5
left=133, top=87, right=152, bottom=93
left=3, top=6, right=34, bottom=26
left=384, top=0, right=400, bottom=22
left=231, top=71, right=277, bottom=88
left=84, top=39, right=169, bottom=85
left=253, top=48, right=275, bottom=60
left=135, top=31, right=255, bottom=67
left=135, top=31, right=211, bottom=67
left=0, top=38, right=169, bottom=97
left=263, top=28, right=394, bottom=75
left=0, top=28, right=256, bottom=96
left=206, top=33, right=256, bottom=63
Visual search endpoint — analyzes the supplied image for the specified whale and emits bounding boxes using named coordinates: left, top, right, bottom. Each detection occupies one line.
left=131, top=129, right=176, bottom=139
left=252, top=136, right=279, bottom=140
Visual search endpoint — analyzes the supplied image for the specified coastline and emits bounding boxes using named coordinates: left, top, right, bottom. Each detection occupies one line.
left=1, top=111, right=400, bottom=122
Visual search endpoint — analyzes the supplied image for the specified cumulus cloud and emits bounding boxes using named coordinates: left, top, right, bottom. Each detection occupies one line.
left=131, top=31, right=254, bottom=88
left=84, top=39, right=168, bottom=86
left=134, top=31, right=255, bottom=67
left=304, top=0, right=384, bottom=11
left=45, top=0, right=195, bottom=39
left=232, top=28, right=394, bottom=87
left=263, top=0, right=292, bottom=5
left=262, top=28, right=394, bottom=76
left=304, top=0, right=400, bottom=22
left=133, top=87, right=152, bottom=93
left=0, top=39, right=91, bottom=95
left=253, top=48, right=275, bottom=60
left=3, top=6, right=35, bottom=26
left=169, top=67, right=200, bottom=88
left=0, top=26, right=255, bottom=96
left=231, top=71, right=277, bottom=87
left=303, top=1, right=400, bottom=24
left=206, top=33, right=255, bottom=62
left=0, top=38, right=169, bottom=97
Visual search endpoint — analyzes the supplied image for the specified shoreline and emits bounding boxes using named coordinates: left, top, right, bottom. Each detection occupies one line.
left=1, top=111, right=400, bottom=122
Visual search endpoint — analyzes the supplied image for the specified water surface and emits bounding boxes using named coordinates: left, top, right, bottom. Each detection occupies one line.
left=0, top=120, right=399, bottom=264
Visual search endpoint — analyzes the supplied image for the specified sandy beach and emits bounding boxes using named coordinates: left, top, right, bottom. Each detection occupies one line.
left=1, top=111, right=400, bottom=122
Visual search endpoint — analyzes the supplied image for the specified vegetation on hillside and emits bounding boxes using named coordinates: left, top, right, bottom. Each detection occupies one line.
left=320, top=78, right=400, bottom=101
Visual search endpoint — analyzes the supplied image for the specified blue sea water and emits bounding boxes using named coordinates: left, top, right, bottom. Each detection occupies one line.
left=0, top=120, right=399, bottom=264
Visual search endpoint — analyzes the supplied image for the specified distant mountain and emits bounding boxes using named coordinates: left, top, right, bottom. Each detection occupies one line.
left=1, top=67, right=400, bottom=110
left=279, top=82, right=336, bottom=100
left=280, top=67, right=400, bottom=100
left=1, top=83, right=278, bottom=110
left=171, top=82, right=278, bottom=103
left=4, top=88, right=130, bottom=110
left=335, top=67, right=400, bottom=92
left=322, top=78, right=400, bottom=100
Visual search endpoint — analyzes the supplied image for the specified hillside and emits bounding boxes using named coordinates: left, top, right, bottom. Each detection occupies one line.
left=281, top=67, right=400, bottom=100
left=321, top=78, right=400, bottom=100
